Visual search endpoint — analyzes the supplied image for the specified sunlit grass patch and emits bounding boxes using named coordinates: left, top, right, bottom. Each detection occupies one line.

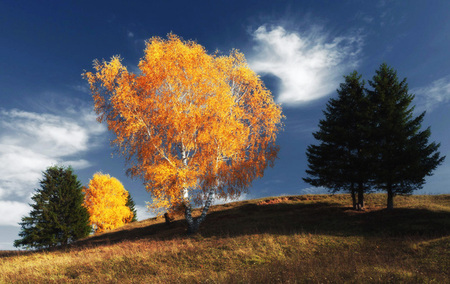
left=1, top=194, right=448, bottom=283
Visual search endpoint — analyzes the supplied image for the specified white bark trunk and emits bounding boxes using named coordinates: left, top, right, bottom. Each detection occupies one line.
left=185, top=188, right=214, bottom=234
left=180, top=145, right=215, bottom=234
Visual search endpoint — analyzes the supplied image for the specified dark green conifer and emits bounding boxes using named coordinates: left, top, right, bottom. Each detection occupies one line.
left=368, top=63, right=445, bottom=209
left=304, top=71, right=372, bottom=210
left=14, top=166, right=91, bottom=250
left=125, top=193, right=138, bottom=222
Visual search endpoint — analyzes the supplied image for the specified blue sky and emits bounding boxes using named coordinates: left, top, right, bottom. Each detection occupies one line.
left=1, top=1, right=449, bottom=250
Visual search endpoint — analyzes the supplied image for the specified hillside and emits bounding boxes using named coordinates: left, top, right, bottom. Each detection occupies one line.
left=1, top=194, right=449, bottom=283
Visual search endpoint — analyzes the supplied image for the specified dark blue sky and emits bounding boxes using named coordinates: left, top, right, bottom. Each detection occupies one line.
left=1, top=0, right=450, bottom=250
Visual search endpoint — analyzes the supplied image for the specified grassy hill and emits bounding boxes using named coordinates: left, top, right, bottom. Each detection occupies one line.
left=1, top=194, right=449, bottom=283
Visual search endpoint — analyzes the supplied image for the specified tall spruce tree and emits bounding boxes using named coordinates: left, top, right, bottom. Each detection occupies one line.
left=367, top=63, right=445, bottom=209
left=125, top=193, right=138, bottom=222
left=368, top=63, right=445, bottom=209
left=14, top=166, right=91, bottom=250
left=304, top=71, right=372, bottom=210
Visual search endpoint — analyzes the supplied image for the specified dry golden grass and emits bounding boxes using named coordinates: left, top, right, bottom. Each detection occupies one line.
left=1, top=193, right=449, bottom=283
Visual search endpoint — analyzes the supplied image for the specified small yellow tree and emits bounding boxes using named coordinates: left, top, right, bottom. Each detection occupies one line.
left=83, top=173, right=133, bottom=233
left=84, top=34, right=283, bottom=233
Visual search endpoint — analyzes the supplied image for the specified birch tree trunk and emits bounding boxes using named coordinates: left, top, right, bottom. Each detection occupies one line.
left=185, top=189, right=215, bottom=234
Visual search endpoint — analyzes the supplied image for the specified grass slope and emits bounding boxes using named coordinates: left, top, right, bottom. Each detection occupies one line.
left=1, top=194, right=449, bottom=283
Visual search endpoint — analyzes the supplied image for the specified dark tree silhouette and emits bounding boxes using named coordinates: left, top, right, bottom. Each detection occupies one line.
left=14, top=166, right=91, bottom=250
left=368, top=63, right=445, bottom=209
left=304, top=71, right=373, bottom=210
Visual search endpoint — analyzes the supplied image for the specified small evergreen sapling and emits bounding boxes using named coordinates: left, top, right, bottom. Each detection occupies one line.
left=125, top=193, right=138, bottom=222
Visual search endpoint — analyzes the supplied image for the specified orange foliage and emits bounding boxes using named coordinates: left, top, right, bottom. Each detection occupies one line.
left=84, top=34, right=283, bottom=216
left=83, top=173, right=133, bottom=233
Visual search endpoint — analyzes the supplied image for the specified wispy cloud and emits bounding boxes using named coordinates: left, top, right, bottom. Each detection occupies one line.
left=286, top=118, right=318, bottom=135
left=299, top=186, right=328, bottom=195
left=413, top=76, right=450, bottom=112
left=0, top=106, right=106, bottom=202
left=72, top=83, right=91, bottom=94
left=0, top=201, right=30, bottom=226
left=212, top=193, right=248, bottom=205
left=249, top=25, right=363, bottom=106
left=135, top=205, right=155, bottom=221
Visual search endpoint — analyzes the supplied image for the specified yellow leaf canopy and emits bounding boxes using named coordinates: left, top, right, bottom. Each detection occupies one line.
left=84, top=34, right=283, bottom=214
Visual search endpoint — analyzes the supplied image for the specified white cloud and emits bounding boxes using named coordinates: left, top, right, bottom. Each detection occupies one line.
left=138, top=193, right=248, bottom=221
left=0, top=201, right=30, bottom=226
left=212, top=193, right=248, bottom=205
left=135, top=205, right=155, bottom=221
left=249, top=25, right=363, bottom=105
left=0, top=104, right=107, bottom=231
left=0, top=107, right=106, bottom=199
left=0, top=242, right=15, bottom=250
left=72, top=83, right=91, bottom=94
left=413, top=76, right=450, bottom=112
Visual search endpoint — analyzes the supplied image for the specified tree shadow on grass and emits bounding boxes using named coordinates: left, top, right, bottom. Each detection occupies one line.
left=200, top=201, right=450, bottom=239
left=4, top=197, right=449, bottom=257
left=73, top=200, right=450, bottom=249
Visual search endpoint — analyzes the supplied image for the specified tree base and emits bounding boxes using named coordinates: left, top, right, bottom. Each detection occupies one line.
left=356, top=204, right=366, bottom=211
left=164, top=213, right=174, bottom=225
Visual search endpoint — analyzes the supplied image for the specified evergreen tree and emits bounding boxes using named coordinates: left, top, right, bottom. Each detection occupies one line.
left=14, top=166, right=91, bottom=250
left=304, top=71, right=372, bottom=210
left=125, top=193, right=138, bottom=222
left=368, top=63, right=445, bottom=209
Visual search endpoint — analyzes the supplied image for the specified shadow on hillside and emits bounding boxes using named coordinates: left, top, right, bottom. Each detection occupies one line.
left=71, top=219, right=187, bottom=249
left=201, top=201, right=450, bottom=239
left=69, top=200, right=450, bottom=250
left=5, top=199, right=449, bottom=256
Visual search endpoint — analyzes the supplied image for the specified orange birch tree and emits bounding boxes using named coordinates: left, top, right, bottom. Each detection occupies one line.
left=84, top=34, right=283, bottom=233
left=83, top=173, right=133, bottom=233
